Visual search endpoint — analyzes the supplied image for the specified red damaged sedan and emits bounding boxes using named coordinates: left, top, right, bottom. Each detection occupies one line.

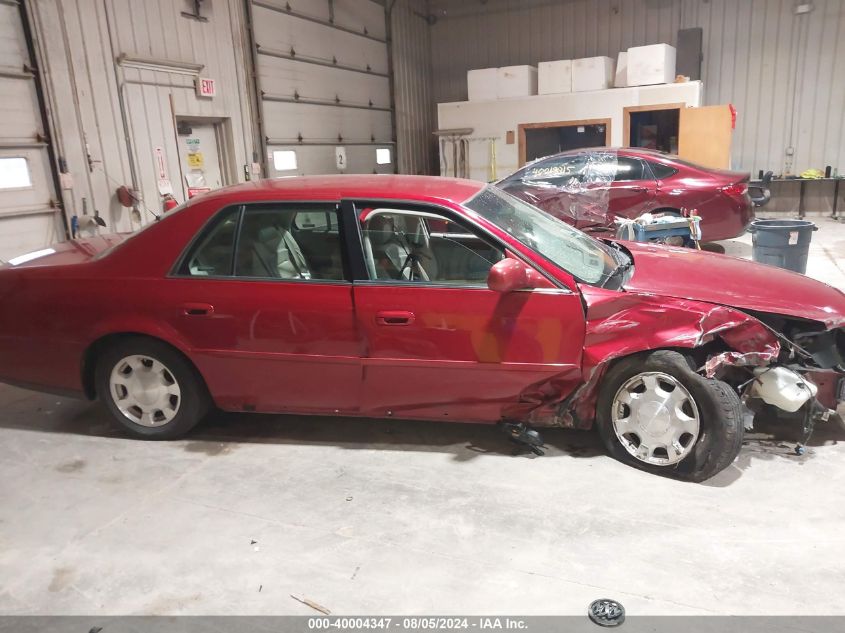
left=497, top=148, right=754, bottom=242
left=1, top=175, right=843, bottom=481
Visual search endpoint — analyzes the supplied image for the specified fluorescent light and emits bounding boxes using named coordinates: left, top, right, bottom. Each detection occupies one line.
left=376, top=148, right=392, bottom=165
left=8, top=248, right=56, bottom=266
left=273, top=150, right=298, bottom=171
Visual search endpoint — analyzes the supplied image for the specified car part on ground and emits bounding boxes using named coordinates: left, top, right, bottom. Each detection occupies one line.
left=496, top=147, right=753, bottom=242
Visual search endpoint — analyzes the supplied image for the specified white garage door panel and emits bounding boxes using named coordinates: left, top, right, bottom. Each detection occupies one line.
left=254, top=0, right=386, bottom=40
left=254, top=7, right=388, bottom=75
left=259, top=58, right=390, bottom=106
left=0, top=0, right=62, bottom=262
left=256, top=0, right=332, bottom=22
left=264, top=101, right=392, bottom=142
left=252, top=0, right=393, bottom=176
left=331, top=0, right=387, bottom=40
left=0, top=214, right=61, bottom=260
left=0, top=3, right=27, bottom=58
left=268, top=145, right=393, bottom=176
left=0, top=79, right=44, bottom=139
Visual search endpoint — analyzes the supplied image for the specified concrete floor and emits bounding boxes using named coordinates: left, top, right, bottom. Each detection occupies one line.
left=1, top=218, right=844, bottom=616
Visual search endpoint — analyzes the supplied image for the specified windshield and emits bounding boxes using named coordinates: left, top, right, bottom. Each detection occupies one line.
left=464, top=185, right=617, bottom=285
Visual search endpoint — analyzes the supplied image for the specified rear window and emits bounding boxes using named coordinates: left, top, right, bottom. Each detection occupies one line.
left=648, top=161, right=679, bottom=179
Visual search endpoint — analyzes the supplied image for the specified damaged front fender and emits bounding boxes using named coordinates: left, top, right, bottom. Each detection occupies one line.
left=548, top=286, right=780, bottom=428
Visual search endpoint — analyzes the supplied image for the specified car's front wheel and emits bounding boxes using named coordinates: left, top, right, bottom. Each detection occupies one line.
left=95, top=337, right=210, bottom=439
left=596, top=350, right=743, bottom=482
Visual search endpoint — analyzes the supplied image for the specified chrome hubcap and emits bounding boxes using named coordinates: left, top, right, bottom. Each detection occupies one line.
left=109, top=355, right=181, bottom=427
left=611, top=372, right=700, bottom=466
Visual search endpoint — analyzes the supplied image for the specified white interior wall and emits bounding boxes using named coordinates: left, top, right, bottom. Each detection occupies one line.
left=438, top=81, right=702, bottom=182
left=429, top=0, right=845, bottom=181
left=29, top=0, right=257, bottom=238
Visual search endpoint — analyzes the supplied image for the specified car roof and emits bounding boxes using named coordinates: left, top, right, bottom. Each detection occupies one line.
left=191, top=174, right=487, bottom=207
left=548, top=147, right=669, bottom=159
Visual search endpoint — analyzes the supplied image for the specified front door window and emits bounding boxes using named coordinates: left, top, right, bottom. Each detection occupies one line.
left=360, top=208, right=504, bottom=285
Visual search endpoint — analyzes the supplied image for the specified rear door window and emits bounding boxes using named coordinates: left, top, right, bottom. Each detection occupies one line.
left=181, top=206, right=240, bottom=276
left=648, top=161, right=679, bottom=179
left=613, top=157, right=650, bottom=181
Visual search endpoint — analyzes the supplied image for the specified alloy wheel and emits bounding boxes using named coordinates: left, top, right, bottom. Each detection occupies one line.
left=611, top=371, right=700, bottom=466
left=109, top=355, right=182, bottom=427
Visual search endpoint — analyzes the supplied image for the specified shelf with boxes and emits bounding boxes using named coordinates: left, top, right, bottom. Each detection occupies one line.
left=466, top=43, right=678, bottom=101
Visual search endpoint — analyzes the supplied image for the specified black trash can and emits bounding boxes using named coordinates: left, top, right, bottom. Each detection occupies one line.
left=749, top=219, right=817, bottom=274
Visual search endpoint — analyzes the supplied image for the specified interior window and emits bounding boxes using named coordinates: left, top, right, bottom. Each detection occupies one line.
left=182, top=206, right=240, bottom=276
left=361, top=208, right=503, bottom=285
left=613, top=157, right=648, bottom=181
left=236, top=204, right=344, bottom=280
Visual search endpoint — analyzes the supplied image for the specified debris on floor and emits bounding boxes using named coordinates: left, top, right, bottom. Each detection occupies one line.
left=290, top=594, right=331, bottom=615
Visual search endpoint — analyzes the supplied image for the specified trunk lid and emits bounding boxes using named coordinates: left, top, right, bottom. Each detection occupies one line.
left=2, top=234, right=126, bottom=269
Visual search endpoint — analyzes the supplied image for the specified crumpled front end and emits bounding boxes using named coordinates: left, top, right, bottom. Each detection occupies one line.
left=546, top=284, right=845, bottom=445
left=545, top=287, right=780, bottom=429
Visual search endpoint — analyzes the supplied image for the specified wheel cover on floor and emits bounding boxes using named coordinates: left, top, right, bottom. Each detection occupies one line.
left=611, top=371, right=700, bottom=466
left=109, top=355, right=181, bottom=427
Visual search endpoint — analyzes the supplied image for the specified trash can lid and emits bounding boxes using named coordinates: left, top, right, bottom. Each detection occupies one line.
left=749, top=219, right=817, bottom=231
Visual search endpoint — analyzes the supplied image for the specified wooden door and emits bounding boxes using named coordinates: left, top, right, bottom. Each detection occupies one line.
left=678, top=105, right=732, bottom=169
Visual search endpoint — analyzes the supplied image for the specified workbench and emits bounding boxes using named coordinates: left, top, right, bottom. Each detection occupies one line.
left=750, top=177, right=844, bottom=220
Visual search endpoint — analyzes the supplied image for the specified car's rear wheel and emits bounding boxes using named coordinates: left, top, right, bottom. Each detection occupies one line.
left=95, top=337, right=209, bottom=439
left=596, top=350, right=743, bottom=482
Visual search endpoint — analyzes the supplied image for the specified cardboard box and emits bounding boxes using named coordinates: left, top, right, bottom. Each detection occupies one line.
left=627, top=43, right=676, bottom=86
left=614, top=52, right=628, bottom=87
left=467, top=68, right=498, bottom=101
left=571, top=56, right=615, bottom=92
left=538, top=59, right=572, bottom=94
left=496, top=65, right=538, bottom=99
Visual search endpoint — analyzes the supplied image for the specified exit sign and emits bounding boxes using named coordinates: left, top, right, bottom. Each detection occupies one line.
left=196, top=77, right=216, bottom=98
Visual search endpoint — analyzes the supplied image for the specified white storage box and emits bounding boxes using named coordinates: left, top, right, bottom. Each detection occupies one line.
left=571, top=56, right=615, bottom=92
left=496, top=65, right=538, bottom=99
left=538, top=59, right=572, bottom=94
left=626, top=44, right=676, bottom=86
left=467, top=68, right=498, bottom=101
left=614, top=51, right=628, bottom=87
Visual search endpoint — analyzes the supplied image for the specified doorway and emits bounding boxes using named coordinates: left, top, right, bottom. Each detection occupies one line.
left=623, top=104, right=682, bottom=153
left=518, top=118, right=611, bottom=166
left=175, top=118, right=234, bottom=199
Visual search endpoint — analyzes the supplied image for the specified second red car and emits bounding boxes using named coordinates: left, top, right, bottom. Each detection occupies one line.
left=497, top=147, right=753, bottom=242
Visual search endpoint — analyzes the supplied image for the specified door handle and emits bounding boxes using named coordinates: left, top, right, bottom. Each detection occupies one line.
left=180, top=302, right=215, bottom=316
left=631, top=186, right=649, bottom=192
left=375, top=310, right=415, bottom=326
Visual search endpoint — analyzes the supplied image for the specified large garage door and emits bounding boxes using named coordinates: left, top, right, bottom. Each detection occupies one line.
left=0, top=0, right=63, bottom=262
left=250, top=0, right=395, bottom=176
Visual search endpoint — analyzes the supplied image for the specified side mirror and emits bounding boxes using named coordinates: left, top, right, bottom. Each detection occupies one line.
left=487, top=258, right=537, bottom=293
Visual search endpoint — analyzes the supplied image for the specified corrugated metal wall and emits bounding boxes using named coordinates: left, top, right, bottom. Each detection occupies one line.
left=390, top=0, right=437, bottom=175
left=28, top=0, right=257, bottom=236
left=429, top=0, right=845, bottom=181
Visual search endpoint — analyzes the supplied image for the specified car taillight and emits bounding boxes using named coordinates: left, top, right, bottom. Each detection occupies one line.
left=721, top=182, right=748, bottom=197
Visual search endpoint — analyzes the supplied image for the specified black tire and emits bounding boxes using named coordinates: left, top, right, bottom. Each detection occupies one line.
left=595, top=350, right=744, bottom=482
left=95, top=336, right=210, bottom=440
